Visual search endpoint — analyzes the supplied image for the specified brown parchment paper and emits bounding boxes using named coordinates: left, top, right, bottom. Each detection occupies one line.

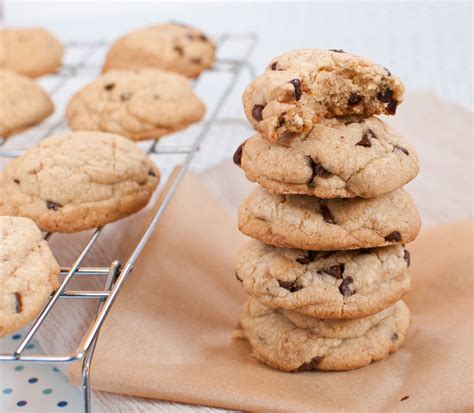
left=68, top=172, right=473, bottom=412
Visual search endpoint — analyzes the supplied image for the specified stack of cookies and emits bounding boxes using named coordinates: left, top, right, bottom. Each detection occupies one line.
left=233, top=49, right=421, bottom=372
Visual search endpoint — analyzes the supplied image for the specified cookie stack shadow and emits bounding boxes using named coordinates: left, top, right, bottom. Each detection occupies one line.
left=232, top=49, right=421, bottom=372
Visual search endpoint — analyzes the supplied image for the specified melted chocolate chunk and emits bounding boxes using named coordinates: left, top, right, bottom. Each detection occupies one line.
left=233, top=142, right=245, bottom=166
left=329, top=49, right=345, bottom=53
left=174, top=45, right=184, bottom=55
left=120, top=92, right=132, bottom=101
left=320, top=264, right=345, bottom=279
left=252, top=104, right=264, bottom=121
left=339, top=276, right=354, bottom=297
left=385, top=231, right=402, bottom=242
left=289, top=79, right=302, bottom=101
left=235, top=271, right=243, bottom=282
left=15, top=293, right=23, bottom=313
left=391, top=332, right=399, bottom=341
left=46, top=200, right=63, bottom=211
left=348, top=93, right=363, bottom=106
left=307, top=157, right=332, bottom=186
left=377, top=88, right=394, bottom=103
left=296, top=250, right=319, bottom=264
left=357, top=128, right=377, bottom=147
left=296, top=356, right=324, bottom=371
left=278, top=279, right=300, bottom=292
left=271, top=62, right=278, bottom=70
left=393, top=144, right=409, bottom=155
left=320, top=205, right=336, bottom=224
left=404, top=249, right=411, bottom=267
left=13, top=179, right=20, bottom=184
left=104, top=83, right=115, bottom=91
left=190, top=57, right=202, bottom=64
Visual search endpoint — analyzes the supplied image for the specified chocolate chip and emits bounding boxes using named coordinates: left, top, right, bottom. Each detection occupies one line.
left=400, top=395, right=409, bottom=402
left=13, top=179, right=20, bottom=184
left=233, top=142, right=245, bottom=166
left=296, top=356, right=323, bottom=371
left=393, top=144, right=409, bottom=155
left=391, top=332, right=399, bottom=341
left=386, top=99, right=398, bottom=114
left=278, top=280, right=300, bottom=292
left=320, top=264, right=345, bottom=279
left=120, top=92, right=132, bottom=101
left=148, top=170, right=156, bottom=177
left=339, top=276, right=354, bottom=297
left=377, top=88, right=393, bottom=103
left=252, top=104, right=264, bottom=121
left=271, top=62, right=278, bottom=70
left=320, top=205, right=336, bottom=224
left=15, top=293, right=23, bottom=313
left=46, top=200, right=63, bottom=211
left=357, top=128, right=377, bottom=147
left=190, top=57, right=202, bottom=64
left=104, top=83, right=115, bottom=91
left=235, top=272, right=243, bottom=282
left=329, top=49, right=345, bottom=53
left=404, top=250, right=411, bottom=267
left=174, top=45, right=184, bottom=56
left=296, top=251, right=318, bottom=264
left=289, top=79, right=302, bottom=101
left=385, top=231, right=401, bottom=242
left=198, top=34, right=208, bottom=42
left=348, top=93, right=363, bottom=106
left=383, top=66, right=392, bottom=76
left=307, top=157, right=331, bottom=186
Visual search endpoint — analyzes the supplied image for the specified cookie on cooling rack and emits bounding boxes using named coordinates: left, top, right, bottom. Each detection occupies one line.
left=0, top=69, right=54, bottom=137
left=103, top=22, right=215, bottom=78
left=66, top=69, right=206, bottom=141
left=0, top=28, right=63, bottom=77
left=0, top=216, right=59, bottom=337
left=0, top=131, right=160, bottom=233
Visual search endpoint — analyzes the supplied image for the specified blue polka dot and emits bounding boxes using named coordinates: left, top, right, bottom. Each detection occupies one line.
left=3, top=388, right=13, bottom=394
left=43, top=388, right=53, bottom=395
left=12, top=334, right=21, bottom=340
left=57, top=401, right=68, bottom=407
left=28, top=377, right=38, bottom=384
left=17, top=400, right=27, bottom=407
left=14, top=365, right=24, bottom=371
left=52, top=367, right=60, bottom=372
left=26, top=343, right=35, bottom=350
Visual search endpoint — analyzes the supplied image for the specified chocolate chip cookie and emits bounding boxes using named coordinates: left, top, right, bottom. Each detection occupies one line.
left=66, top=69, right=206, bottom=141
left=0, top=216, right=59, bottom=337
left=0, top=69, right=54, bottom=137
left=235, top=240, right=411, bottom=319
left=238, top=186, right=420, bottom=250
left=236, top=298, right=410, bottom=371
left=0, top=28, right=63, bottom=77
left=243, top=49, right=404, bottom=143
left=103, top=23, right=215, bottom=78
left=0, top=132, right=160, bottom=232
left=236, top=116, right=419, bottom=198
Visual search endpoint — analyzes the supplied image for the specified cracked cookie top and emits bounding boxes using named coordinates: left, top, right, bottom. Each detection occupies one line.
left=236, top=298, right=410, bottom=371
left=235, top=116, right=419, bottom=198
left=243, top=49, right=404, bottom=143
left=103, top=23, right=215, bottom=78
left=235, top=240, right=411, bottom=319
left=0, top=28, right=63, bottom=78
left=0, top=131, right=160, bottom=232
left=238, top=186, right=420, bottom=250
left=0, top=216, right=59, bottom=337
left=66, top=69, right=206, bottom=141
left=0, top=69, right=54, bottom=137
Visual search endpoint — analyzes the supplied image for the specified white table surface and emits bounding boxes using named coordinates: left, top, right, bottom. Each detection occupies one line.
left=0, top=1, right=472, bottom=412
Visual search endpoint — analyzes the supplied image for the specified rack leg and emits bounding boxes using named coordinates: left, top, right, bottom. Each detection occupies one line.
left=81, top=348, right=93, bottom=413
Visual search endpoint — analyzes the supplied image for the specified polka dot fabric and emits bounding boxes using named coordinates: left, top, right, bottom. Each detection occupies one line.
left=0, top=330, right=83, bottom=412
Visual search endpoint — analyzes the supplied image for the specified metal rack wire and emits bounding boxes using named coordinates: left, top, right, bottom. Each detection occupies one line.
left=0, top=33, right=257, bottom=412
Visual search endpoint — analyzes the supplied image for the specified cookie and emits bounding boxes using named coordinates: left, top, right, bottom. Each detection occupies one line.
left=236, top=116, right=419, bottom=198
left=0, top=216, right=59, bottom=337
left=0, top=28, right=63, bottom=77
left=238, top=186, right=420, bottom=250
left=0, top=69, right=54, bottom=137
left=0, top=132, right=160, bottom=232
left=237, top=298, right=409, bottom=372
left=103, top=23, right=215, bottom=78
left=235, top=240, right=411, bottom=319
left=66, top=69, right=205, bottom=141
left=242, top=49, right=404, bottom=143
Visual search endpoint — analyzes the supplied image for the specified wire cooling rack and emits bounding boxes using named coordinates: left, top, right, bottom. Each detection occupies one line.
left=0, top=33, right=257, bottom=412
